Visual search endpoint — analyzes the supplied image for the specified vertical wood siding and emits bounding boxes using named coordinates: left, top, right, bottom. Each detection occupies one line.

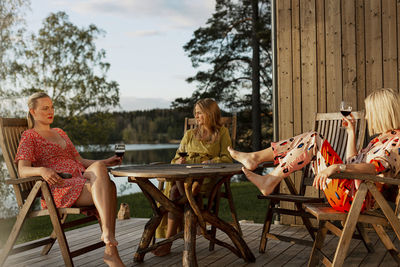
left=275, top=0, right=400, bottom=224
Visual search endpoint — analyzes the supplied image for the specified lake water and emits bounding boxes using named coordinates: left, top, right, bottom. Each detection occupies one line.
left=80, top=144, right=180, bottom=196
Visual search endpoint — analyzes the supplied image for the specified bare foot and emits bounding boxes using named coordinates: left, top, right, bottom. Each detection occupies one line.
left=228, top=146, right=259, bottom=170
left=152, top=243, right=172, bottom=257
left=242, top=167, right=282, bottom=196
left=101, top=233, right=119, bottom=247
left=103, top=245, right=125, bottom=267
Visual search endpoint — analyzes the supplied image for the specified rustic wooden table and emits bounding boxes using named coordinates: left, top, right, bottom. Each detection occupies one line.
left=111, top=163, right=255, bottom=267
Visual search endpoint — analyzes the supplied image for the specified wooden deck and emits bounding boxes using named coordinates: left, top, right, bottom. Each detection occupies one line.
left=3, top=218, right=399, bottom=266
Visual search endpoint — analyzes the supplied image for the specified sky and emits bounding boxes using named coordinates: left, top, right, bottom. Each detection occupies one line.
left=25, top=0, right=215, bottom=111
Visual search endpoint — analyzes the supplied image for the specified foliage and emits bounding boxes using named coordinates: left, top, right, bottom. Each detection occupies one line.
left=173, top=0, right=272, bottom=111
left=17, top=11, right=119, bottom=118
left=0, top=158, right=17, bottom=218
left=0, top=0, right=30, bottom=115
left=108, top=109, right=192, bottom=144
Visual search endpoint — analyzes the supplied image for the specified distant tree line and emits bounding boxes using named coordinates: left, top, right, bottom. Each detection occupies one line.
left=53, top=108, right=273, bottom=151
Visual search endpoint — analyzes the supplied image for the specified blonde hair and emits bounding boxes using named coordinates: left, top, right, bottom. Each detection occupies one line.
left=27, top=92, right=51, bottom=129
left=365, top=88, right=400, bottom=135
left=193, top=98, right=222, bottom=143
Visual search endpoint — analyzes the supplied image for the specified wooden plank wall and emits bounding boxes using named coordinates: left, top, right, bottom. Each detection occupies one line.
left=275, top=0, right=400, bottom=224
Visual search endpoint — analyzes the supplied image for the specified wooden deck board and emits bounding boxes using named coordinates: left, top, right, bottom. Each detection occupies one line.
left=2, top=218, right=400, bottom=266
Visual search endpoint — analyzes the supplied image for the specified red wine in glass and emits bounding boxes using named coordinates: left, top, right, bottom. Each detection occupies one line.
left=340, top=101, right=352, bottom=128
left=115, top=144, right=125, bottom=158
left=340, top=110, right=351, bottom=117
left=178, top=144, right=187, bottom=158
left=178, top=152, right=188, bottom=157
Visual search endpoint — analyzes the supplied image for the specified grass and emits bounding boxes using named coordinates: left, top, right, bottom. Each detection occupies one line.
left=0, top=181, right=269, bottom=248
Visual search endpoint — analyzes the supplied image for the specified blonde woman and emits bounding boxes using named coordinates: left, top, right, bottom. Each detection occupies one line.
left=229, top=88, right=400, bottom=213
left=15, top=92, right=125, bottom=267
left=153, top=98, right=233, bottom=256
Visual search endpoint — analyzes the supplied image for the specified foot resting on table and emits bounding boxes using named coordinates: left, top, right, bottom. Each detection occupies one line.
left=228, top=146, right=259, bottom=171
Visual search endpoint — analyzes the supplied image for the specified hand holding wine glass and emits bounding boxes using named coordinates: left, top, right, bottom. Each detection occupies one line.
left=115, top=144, right=125, bottom=166
left=177, top=144, right=188, bottom=164
left=178, top=144, right=188, bottom=158
left=340, top=101, right=352, bottom=128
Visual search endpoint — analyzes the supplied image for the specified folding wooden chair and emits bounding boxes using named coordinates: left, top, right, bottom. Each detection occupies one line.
left=306, top=173, right=400, bottom=266
left=157, top=115, right=241, bottom=251
left=258, top=111, right=367, bottom=252
left=0, top=117, right=104, bottom=267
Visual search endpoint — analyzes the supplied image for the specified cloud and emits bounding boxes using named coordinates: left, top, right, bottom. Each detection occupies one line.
left=55, top=0, right=215, bottom=28
left=126, top=30, right=163, bottom=38
left=116, top=96, right=172, bottom=111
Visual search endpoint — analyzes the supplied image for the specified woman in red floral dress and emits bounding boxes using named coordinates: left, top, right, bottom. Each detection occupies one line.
left=228, top=88, right=400, bottom=213
left=16, top=92, right=125, bottom=267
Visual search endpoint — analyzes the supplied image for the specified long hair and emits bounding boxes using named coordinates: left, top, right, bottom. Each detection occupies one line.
left=193, top=98, right=222, bottom=142
left=365, top=88, right=400, bottom=135
left=27, top=92, right=51, bottom=129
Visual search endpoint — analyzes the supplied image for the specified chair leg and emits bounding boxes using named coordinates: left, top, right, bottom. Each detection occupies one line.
left=209, top=187, right=221, bottom=251
left=41, top=213, right=68, bottom=255
left=332, top=182, right=368, bottom=267
left=0, top=181, right=42, bottom=267
left=308, top=221, right=328, bottom=267
left=356, top=223, right=374, bottom=253
left=372, top=224, right=400, bottom=264
left=296, top=202, right=316, bottom=240
left=259, top=200, right=274, bottom=253
left=41, top=183, right=74, bottom=267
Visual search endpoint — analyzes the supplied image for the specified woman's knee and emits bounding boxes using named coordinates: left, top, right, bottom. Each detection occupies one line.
left=85, top=161, right=110, bottom=181
left=90, top=161, right=108, bottom=173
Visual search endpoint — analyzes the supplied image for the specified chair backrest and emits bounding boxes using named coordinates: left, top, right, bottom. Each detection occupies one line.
left=301, top=111, right=366, bottom=192
left=184, top=115, right=237, bottom=148
left=0, top=117, right=32, bottom=206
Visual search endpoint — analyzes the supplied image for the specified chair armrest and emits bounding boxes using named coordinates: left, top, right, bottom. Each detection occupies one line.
left=6, top=176, right=43, bottom=185
left=330, top=173, right=400, bottom=185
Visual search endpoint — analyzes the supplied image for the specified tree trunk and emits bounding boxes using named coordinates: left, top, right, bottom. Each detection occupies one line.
left=251, top=0, right=262, bottom=151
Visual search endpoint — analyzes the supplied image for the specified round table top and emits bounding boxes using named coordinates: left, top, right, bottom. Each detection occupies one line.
left=110, top=163, right=244, bottom=179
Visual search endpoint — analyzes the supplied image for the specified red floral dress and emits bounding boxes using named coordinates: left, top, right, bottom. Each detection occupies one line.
left=15, top=128, right=87, bottom=209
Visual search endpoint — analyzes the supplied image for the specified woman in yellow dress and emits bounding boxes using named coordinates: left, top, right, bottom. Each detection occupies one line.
left=153, top=98, right=233, bottom=256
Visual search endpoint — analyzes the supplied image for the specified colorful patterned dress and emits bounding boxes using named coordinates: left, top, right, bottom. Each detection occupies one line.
left=15, top=128, right=87, bottom=209
left=271, top=130, right=400, bottom=212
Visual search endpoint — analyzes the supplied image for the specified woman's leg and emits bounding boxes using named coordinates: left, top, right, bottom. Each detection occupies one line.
left=75, top=161, right=124, bottom=267
left=153, top=185, right=182, bottom=256
left=228, top=147, right=274, bottom=170
left=240, top=132, right=323, bottom=196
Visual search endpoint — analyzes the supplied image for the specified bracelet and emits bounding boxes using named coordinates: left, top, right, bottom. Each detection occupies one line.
left=338, top=164, right=346, bottom=173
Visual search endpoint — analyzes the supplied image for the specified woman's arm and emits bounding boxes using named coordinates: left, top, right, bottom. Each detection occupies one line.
left=344, top=114, right=358, bottom=159
left=18, top=160, right=63, bottom=185
left=207, top=127, right=233, bottom=163
left=313, top=163, right=376, bottom=189
left=76, top=155, right=122, bottom=168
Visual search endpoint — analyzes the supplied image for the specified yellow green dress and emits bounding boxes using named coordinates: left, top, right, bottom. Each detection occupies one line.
left=156, top=126, right=233, bottom=238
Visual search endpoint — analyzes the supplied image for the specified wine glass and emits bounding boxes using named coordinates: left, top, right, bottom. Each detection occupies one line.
left=115, top=143, right=125, bottom=162
left=340, top=101, right=352, bottom=128
left=178, top=144, right=188, bottom=158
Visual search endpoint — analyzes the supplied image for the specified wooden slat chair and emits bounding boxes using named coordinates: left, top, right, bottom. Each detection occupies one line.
left=306, top=173, right=400, bottom=266
left=0, top=117, right=104, bottom=267
left=258, top=111, right=367, bottom=252
left=157, top=115, right=241, bottom=251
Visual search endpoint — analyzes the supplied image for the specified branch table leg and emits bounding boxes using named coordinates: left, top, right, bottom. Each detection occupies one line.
left=183, top=203, right=198, bottom=267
